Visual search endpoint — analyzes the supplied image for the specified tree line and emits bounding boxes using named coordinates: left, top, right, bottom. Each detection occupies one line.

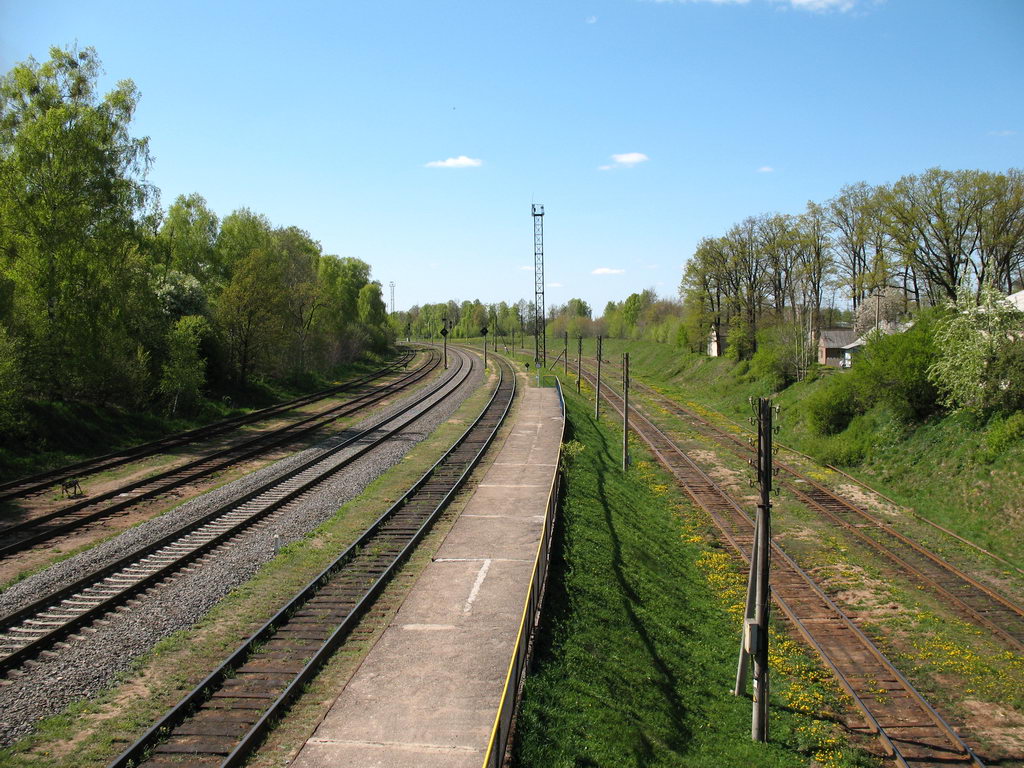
left=0, top=46, right=391, bottom=427
left=681, top=168, right=1024, bottom=360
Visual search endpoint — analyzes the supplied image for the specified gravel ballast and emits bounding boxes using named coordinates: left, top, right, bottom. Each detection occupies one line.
left=0, top=349, right=483, bottom=746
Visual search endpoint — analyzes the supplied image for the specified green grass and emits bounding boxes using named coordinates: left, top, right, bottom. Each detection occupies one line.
left=513, top=388, right=875, bottom=768
left=559, top=336, right=1024, bottom=572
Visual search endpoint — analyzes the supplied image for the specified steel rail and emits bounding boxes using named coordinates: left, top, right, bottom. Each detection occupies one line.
left=0, top=350, right=440, bottom=559
left=0, top=350, right=416, bottom=502
left=614, top=371, right=1024, bottom=653
left=0, top=350, right=473, bottom=674
left=107, top=353, right=515, bottom=768
left=591, top=356, right=1024, bottom=578
left=581, top=364, right=984, bottom=767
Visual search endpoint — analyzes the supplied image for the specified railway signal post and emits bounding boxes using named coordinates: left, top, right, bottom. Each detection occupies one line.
left=482, top=326, right=488, bottom=369
left=734, top=396, right=775, bottom=742
left=441, top=319, right=449, bottom=369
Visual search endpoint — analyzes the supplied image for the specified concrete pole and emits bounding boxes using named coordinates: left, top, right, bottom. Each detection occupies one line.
left=734, top=513, right=760, bottom=696
left=752, top=397, right=772, bottom=743
left=564, top=331, right=569, bottom=375
left=577, top=336, right=583, bottom=393
left=622, top=352, right=630, bottom=472
left=595, top=336, right=602, bottom=421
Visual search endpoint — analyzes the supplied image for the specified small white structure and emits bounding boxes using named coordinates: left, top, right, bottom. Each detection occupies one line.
left=1006, top=289, right=1024, bottom=312
left=707, top=328, right=726, bottom=357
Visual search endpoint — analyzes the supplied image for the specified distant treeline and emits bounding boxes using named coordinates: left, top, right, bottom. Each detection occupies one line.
left=396, top=166, right=1024, bottom=369
left=0, top=47, right=392, bottom=426
left=682, top=168, right=1024, bottom=359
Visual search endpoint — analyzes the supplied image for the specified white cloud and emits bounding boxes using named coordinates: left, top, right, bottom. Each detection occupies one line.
left=424, top=155, right=483, bottom=168
left=585, top=15, right=598, bottom=23
left=650, top=0, right=862, bottom=10
left=757, top=165, right=775, bottom=173
left=990, top=129, right=1018, bottom=137
left=599, top=152, right=649, bottom=171
left=547, top=282, right=564, bottom=288
left=779, top=0, right=856, bottom=10
left=519, top=265, right=534, bottom=271
left=612, top=152, right=649, bottom=166
left=592, top=267, right=626, bottom=275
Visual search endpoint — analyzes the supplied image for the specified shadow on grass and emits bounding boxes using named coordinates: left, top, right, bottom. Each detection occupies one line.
left=590, top=413, right=694, bottom=758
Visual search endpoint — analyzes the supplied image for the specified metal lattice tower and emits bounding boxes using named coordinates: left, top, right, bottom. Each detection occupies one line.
left=389, top=281, right=395, bottom=315
left=532, top=203, right=545, bottom=366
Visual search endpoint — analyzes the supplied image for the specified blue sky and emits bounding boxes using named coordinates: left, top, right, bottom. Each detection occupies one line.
left=2, top=0, right=1022, bottom=313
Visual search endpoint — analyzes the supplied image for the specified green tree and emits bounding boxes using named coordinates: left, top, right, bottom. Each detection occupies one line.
left=158, top=193, right=220, bottom=282
left=215, top=247, right=285, bottom=385
left=0, top=45, right=155, bottom=401
left=928, top=284, right=1024, bottom=415
left=275, top=226, right=323, bottom=373
left=159, top=315, right=208, bottom=414
left=216, top=208, right=273, bottom=278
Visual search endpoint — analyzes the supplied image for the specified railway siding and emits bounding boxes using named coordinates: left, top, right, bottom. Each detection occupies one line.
left=576, top=359, right=987, bottom=766
left=0, top=349, right=482, bottom=750
left=107, top=354, right=521, bottom=767
left=0, top=350, right=440, bottom=561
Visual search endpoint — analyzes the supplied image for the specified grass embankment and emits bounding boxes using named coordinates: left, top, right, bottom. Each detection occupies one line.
left=564, top=336, right=1024, bottom=571
left=513, top=387, right=875, bottom=768
left=0, top=351, right=398, bottom=483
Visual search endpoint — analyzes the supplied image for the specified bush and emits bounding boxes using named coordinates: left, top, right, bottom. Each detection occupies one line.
left=989, top=341, right=1024, bottom=414
left=749, top=343, right=791, bottom=392
left=980, top=411, right=1024, bottom=464
left=853, top=314, right=939, bottom=423
left=806, top=373, right=863, bottom=435
left=929, top=284, right=1024, bottom=415
left=816, top=431, right=870, bottom=466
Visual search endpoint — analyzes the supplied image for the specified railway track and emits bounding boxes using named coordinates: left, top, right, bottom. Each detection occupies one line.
left=107, top=353, right=516, bottom=768
left=607, top=368, right=1024, bottom=654
left=0, top=350, right=416, bottom=504
left=0, top=350, right=440, bottom=560
left=0, top=348, right=474, bottom=677
left=579, top=362, right=984, bottom=767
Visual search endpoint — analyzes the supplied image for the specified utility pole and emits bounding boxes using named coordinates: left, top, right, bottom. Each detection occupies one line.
left=532, top=204, right=546, bottom=368
left=622, top=352, right=630, bottom=472
left=734, top=397, right=774, bottom=743
left=595, top=336, right=603, bottom=421
left=564, top=331, right=569, bottom=375
left=577, top=336, right=583, bottom=393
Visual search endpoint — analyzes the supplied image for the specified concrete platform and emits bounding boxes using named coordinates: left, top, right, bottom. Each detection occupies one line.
left=291, top=382, right=563, bottom=768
